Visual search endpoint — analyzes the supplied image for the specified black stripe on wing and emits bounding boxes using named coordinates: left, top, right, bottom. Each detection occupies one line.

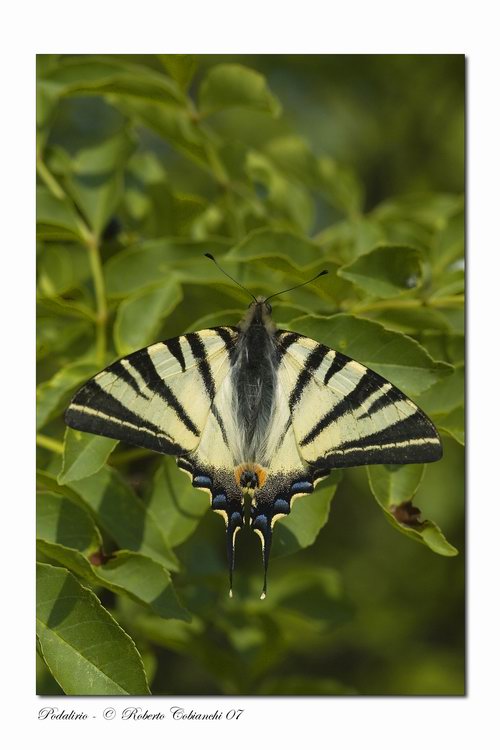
left=300, top=372, right=384, bottom=447
left=210, top=326, right=238, bottom=359
left=319, top=433, right=442, bottom=468
left=64, top=380, right=183, bottom=455
left=288, top=343, right=330, bottom=410
left=185, top=332, right=216, bottom=400
left=129, top=350, right=200, bottom=437
left=107, top=360, right=147, bottom=398
left=165, top=337, right=186, bottom=372
left=323, top=353, right=350, bottom=385
left=275, top=331, right=302, bottom=364
left=339, top=410, right=439, bottom=452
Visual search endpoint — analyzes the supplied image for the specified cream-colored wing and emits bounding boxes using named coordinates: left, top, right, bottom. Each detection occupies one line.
left=275, top=330, right=442, bottom=469
left=65, top=326, right=238, bottom=456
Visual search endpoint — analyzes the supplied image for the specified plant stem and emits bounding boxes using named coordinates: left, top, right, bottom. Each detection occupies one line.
left=36, top=434, right=64, bottom=454
left=36, top=158, right=66, bottom=200
left=37, top=157, right=107, bottom=363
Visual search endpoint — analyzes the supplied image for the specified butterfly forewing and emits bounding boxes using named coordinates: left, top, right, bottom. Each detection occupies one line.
left=275, top=330, right=442, bottom=469
left=64, top=327, right=238, bottom=456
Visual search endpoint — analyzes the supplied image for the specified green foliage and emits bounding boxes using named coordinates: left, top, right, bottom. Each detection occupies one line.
left=36, top=562, right=150, bottom=695
left=58, top=429, right=118, bottom=483
left=366, top=465, right=458, bottom=556
left=36, top=54, right=464, bottom=696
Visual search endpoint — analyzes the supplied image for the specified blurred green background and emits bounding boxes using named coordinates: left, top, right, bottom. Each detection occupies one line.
left=36, top=54, right=464, bottom=696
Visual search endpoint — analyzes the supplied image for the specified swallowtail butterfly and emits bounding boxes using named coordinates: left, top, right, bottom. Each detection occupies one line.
left=65, top=258, right=442, bottom=598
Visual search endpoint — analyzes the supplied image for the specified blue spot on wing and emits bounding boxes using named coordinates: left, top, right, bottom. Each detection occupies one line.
left=273, top=498, right=290, bottom=515
left=290, top=481, right=313, bottom=494
left=193, top=475, right=212, bottom=489
left=212, top=494, right=227, bottom=510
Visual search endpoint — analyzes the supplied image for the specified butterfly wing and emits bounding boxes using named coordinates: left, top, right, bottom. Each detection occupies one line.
left=248, top=329, right=442, bottom=596
left=64, top=326, right=238, bottom=456
left=275, top=330, right=442, bottom=469
left=65, top=324, right=245, bottom=591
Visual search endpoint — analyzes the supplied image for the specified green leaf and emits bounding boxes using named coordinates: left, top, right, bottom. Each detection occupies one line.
left=37, top=78, right=61, bottom=142
left=37, top=491, right=102, bottom=554
left=186, top=309, right=243, bottom=332
left=367, top=465, right=458, bottom=557
left=96, top=551, right=190, bottom=620
left=431, top=209, right=464, bottom=273
left=286, top=313, right=452, bottom=396
left=37, top=361, right=98, bottom=430
left=435, top=405, right=464, bottom=446
left=36, top=562, right=150, bottom=695
left=369, top=305, right=451, bottom=335
left=317, top=156, right=364, bottom=216
left=338, top=245, right=423, bottom=298
left=367, top=464, right=426, bottom=506
left=37, top=244, right=90, bottom=298
left=418, top=364, right=464, bottom=416
left=58, top=428, right=118, bottom=484
left=226, top=228, right=322, bottom=270
left=420, top=332, right=464, bottom=366
left=273, top=473, right=340, bottom=557
left=37, top=316, right=91, bottom=360
left=113, top=277, right=183, bottom=355
left=199, top=64, right=281, bottom=117
left=37, top=294, right=96, bottom=322
left=147, top=458, right=208, bottom=548
left=245, top=150, right=314, bottom=232
left=42, top=56, right=185, bottom=106
left=66, top=466, right=179, bottom=570
left=158, top=54, right=198, bottom=90
left=373, top=193, right=464, bottom=231
left=36, top=186, right=85, bottom=242
left=103, top=237, right=231, bottom=297
left=263, top=135, right=318, bottom=185
left=66, top=132, right=135, bottom=235
left=37, top=469, right=90, bottom=506
left=110, top=99, right=209, bottom=169
left=317, top=217, right=386, bottom=264
left=37, top=537, right=189, bottom=621
left=430, top=269, right=464, bottom=298
left=264, top=137, right=365, bottom=222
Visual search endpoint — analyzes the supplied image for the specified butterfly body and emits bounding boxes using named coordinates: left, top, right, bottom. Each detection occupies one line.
left=65, top=296, right=442, bottom=597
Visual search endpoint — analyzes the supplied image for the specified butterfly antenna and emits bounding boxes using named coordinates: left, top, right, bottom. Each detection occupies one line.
left=205, top=253, right=257, bottom=303
left=264, top=269, right=328, bottom=303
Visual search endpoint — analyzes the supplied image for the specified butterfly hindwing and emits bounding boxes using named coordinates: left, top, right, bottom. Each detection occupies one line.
left=64, top=326, right=239, bottom=456
left=275, top=330, right=442, bottom=470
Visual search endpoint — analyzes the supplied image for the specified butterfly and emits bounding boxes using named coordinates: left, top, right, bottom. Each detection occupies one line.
left=65, top=257, right=442, bottom=598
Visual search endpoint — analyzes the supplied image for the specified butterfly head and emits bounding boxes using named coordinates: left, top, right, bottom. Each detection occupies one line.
left=239, top=296, right=275, bottom=332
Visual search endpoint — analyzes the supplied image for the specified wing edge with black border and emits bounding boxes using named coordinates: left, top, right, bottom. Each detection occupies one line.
left=275, top=329, right=443, bottom=471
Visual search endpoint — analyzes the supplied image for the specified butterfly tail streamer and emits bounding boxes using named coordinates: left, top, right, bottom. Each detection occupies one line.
left=226, top=509, right=243, bottom=597
left=251, top=510, right=274, bottom=599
